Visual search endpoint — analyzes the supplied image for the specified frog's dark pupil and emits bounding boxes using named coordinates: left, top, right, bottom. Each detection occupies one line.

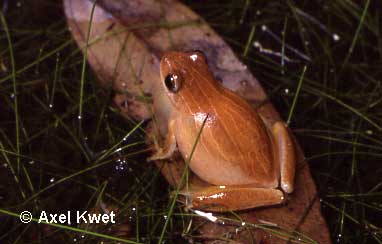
left=164, top=73, right=180, bottom=93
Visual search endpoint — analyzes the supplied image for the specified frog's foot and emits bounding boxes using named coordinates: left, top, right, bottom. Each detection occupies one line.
left=148, top=146, right=175, bottom=161
left=147, top=119, right=177, bottom=161
left=178, top=185, right=285, bottom=212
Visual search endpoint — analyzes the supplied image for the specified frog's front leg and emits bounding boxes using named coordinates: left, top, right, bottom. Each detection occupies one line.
left=148, top=118, right=177, bottom=161
left=271, top=121, right=296, bottom=193
left=180, top=185, right=284, bottom=212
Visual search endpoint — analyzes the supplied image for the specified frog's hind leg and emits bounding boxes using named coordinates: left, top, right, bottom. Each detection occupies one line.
left=179, top=185, right=284, bottom=212
left=271, top=121, right=296, bottom=193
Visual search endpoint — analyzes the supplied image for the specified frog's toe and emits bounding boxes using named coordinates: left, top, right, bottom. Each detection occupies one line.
left=172, top=190, right=194, bottom=210
left=147, top=150, right=164, bottom=161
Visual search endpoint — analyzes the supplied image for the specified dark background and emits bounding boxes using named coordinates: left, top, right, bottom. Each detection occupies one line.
left=0, top=0, right=381, bottom=243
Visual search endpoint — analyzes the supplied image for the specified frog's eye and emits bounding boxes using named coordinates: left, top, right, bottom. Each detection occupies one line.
left=164, top=73, right=182, bottom=93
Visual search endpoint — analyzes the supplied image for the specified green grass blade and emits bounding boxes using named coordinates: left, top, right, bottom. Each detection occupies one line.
left=287, top=65, right=306, bottom=125
left=0, top=11, right=20, bottom=173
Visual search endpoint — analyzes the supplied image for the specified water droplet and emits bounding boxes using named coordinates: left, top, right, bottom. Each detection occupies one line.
left=241, top=222, right=246, bottom=226
left=332, top=34, right=340, bottom=42
left=3, top=163, right=8, bottom=168
left=73, top=238, right=77, bottom=242
left=115, top=159, right=128, bottom=171
left=77, top=115, right=82, bottom=120
left=256, top=10, right=261, bottom=15
left=16, top=1, right=21, bottom=7
left=365, top=130, right=373, bottom=135
left=10, top=93, right=15, bottom=99
left=261, top=25, right=267, bottom=31
left=132, top=207, right=136, bottom=211
left=164, top=215, right=167, bottom=220
left=49, top=104, right=53, bottom=108
left=336, top=233, right=343, bottom=243
left=50, top=178, right=55, bottom=183
left=29, top=160, right=35, bottom=165
left=284, top=88, right=289, bottom=94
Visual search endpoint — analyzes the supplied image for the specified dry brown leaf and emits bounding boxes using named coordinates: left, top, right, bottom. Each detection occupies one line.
left=64, top=0, right=331, bottom=243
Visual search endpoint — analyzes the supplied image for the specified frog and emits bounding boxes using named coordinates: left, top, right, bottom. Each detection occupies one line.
left=149, top=51, right=296, bottom=212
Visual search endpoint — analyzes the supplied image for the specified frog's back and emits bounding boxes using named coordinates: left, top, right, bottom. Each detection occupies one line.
left=175, top=87, right=279, bottom=187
